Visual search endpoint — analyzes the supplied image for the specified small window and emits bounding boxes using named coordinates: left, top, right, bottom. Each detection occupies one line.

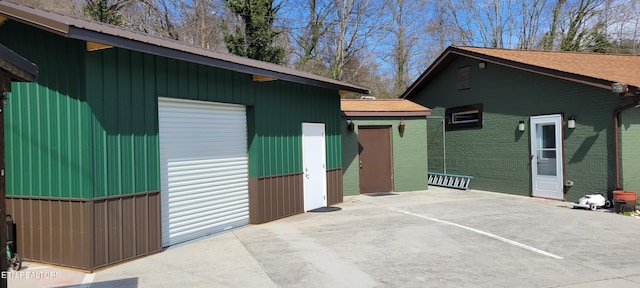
left=457, top=66, right=470, bottom=90
left=451, top=110, right=480, bottom=124
left=446, top=104, right=483, bottom=130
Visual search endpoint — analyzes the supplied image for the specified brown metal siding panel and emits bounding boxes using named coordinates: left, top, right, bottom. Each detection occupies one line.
left=249, top=178, right=264, bottom=224
left=93, top=191, right=161, bottom=270
left=40, top=200, right=50, bottom=262
left=249, top=173, right=303, bottom=224
left=147, top=192, right=162, bottom=254
left=93, top=200, right=107, bottom=268
left=107, top=199, right=122, bottom=263
left=135, top=195, right=148, bottom=255
left=326, top=169, right=343, bottom=206
left=5, top=198, right=93, bottom=270
left=122, top=197, right=134, bottom=259
left=6, top=192, right=160, bottom=271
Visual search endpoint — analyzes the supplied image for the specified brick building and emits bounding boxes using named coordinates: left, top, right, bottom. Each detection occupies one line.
left=402, top=46, right=640, bottom=201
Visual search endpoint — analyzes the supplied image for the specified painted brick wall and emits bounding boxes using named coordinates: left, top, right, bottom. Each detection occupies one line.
left=342, top=117, right=428, bottom=195
left=621, top=109, right=640, bottom=194
left=412, top=57, right=630, bottom=201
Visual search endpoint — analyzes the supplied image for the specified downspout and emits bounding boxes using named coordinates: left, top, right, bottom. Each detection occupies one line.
left=613, top=96, right=640, bottom=189
left=426, top=116, right=446, bottom=174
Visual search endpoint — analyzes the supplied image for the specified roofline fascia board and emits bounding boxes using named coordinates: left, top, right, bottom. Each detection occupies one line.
left=401, top=47, right=458, bottom=99
left=0, top=44, right=38, bottom=81
left=453, top=49, right=614, bottom=91
left=0, top=2, right=69, bottom=35
left=342, top=111, right=431, bottom=117
left=66, top=27, right=369, bottom=94
left=403, top=46, right=628, bottom=99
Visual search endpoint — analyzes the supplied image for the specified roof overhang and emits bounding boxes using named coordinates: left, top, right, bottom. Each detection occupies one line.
left=342, top=111, right=431, bottom=117
left=0, top=43, right=37, bottom=82
left=402, top=46, right=638, bottom=99
left=0, top=0, right=369, bottom=95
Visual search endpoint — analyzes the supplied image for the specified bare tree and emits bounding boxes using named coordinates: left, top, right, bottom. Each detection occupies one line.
left=517, top=0, right=548, bottom=49
left=120, top=0, right=180, bottom=39
left=291, top=0, right=335, bottom=73
left=384, top=0, right=426, bottom=97
left=442, top=0, right=518, bottom=48
left=327, top=0, right=383, bottom=82
left=11, top=0, right=83, bottom=16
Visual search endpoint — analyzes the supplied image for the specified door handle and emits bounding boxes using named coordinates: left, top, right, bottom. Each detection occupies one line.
left=530, top=155, right=534, bottom=161
left=359, top=160, right=363, bottom=169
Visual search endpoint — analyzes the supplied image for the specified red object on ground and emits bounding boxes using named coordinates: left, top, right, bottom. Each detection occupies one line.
left=613, top=190, right=637, bottom=202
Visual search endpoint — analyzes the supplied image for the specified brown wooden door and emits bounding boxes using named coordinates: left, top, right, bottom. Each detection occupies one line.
left=358, top=126, right=393, bottom=193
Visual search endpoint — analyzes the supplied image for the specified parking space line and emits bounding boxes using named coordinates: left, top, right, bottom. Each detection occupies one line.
left=390, top=208, right=563, bottom=260
left=79, top=273, right=95, bottom=288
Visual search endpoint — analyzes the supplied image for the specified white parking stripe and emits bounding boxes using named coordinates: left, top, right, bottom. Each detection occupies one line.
left=390, top=208, right=563, bottom=260
left=79, top=273, right=95, bottom=288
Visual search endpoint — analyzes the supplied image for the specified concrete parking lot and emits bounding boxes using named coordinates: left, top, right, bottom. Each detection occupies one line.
left=9, top=187, right=640, bottom=287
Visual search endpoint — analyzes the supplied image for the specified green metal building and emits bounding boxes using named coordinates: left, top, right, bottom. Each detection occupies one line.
left=403, top=46, right=640, bottom=202
left=341, top=99, right=430, bottom=195
left=0, top=1, right=367, bottom=271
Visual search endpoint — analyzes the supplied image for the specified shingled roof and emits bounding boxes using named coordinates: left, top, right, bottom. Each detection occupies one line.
left=341, top=99, right=431, bottom=117
left=402, top=46, right=640, bottom=99
left=0, top=0, right=369, bottom=95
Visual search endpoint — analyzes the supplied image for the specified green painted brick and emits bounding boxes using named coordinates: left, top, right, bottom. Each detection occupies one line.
left=621, top=109, right=640, bottom=194
left=412, top=56, right=633, bottom=201
left=342, top=117, right=428, bottom=196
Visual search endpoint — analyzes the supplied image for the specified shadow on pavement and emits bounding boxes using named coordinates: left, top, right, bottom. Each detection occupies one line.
left=57, top=277, right=138, bottom=288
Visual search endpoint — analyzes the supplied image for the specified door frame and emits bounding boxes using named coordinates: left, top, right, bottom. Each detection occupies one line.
left=358, top=125, right=394, bottom=194
left=302, top=122, right=327, bottom=211
left=529, top=114, right=564, bottom=200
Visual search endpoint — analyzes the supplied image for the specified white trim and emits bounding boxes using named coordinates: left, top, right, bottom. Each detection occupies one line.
left=302, top=123, right=327, bottom=211
left=451, top=110, right=480, bottom=124
left=530, top=114, right=564, bottom=199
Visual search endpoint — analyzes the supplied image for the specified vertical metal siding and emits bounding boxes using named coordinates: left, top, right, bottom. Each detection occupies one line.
left=159, top=99, right=248, bottom=246
left=6, top=197, right=93, bottom=270
left=248, top=81, right=342, bottom=178
left=86, top=49, right=161, bottom=198
left=2, top=22, right=92, bottom=198
left=248, top=173, right=304, bottom=224
left=4, top=20, right=342, bottom=200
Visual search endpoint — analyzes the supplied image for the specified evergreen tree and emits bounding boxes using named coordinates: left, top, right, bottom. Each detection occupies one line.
left=83, top=0, right=129, bottom=26
left=223, top=0, right=285, bottom=64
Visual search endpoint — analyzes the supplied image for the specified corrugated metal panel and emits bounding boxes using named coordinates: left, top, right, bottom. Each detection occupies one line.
left=86, top=48, right=160, bottom=198
left=248, top=81, right=343, bottom=178
left=5, top=197, right=93, bottom=270
left=159, top=98, right=248, bottom=247
left=2, top=22, right=92, bottom=198
left=248, top=173, right=304, bottom=224
left=93, top=191, right=162, bottom=269
left=326, top=168, right=343, bottom=205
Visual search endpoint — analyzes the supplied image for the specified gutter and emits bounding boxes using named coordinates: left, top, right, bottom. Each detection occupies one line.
left=613, top=96, right=640, bottom=189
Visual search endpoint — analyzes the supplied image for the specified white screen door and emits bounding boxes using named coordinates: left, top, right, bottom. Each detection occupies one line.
left=302, top=123, right=327, bottom=211
left=530, top=115, right=563, bottom=199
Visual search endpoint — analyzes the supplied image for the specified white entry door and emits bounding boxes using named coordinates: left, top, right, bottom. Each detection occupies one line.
left=530, top=114, right=564, bottom=199
left=302, top=123, right=327, bottom=211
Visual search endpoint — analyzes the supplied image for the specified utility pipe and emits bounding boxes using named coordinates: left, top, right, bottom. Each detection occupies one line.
left=613, top=97, right=640, bottom=189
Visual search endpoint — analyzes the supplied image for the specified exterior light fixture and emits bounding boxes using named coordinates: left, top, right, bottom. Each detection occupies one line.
left=518, top=120, right=525, bottom=132
left=479, top=62, right=486, bottom=69
left=568, top=115, right=576, bottom=129
left=398, top=120, right=406, bottom=134
left=347, top=120, right=355, bottom=132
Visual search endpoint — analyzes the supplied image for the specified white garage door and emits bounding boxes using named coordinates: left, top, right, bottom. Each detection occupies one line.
left=159, top=98, right=248, bottom=247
